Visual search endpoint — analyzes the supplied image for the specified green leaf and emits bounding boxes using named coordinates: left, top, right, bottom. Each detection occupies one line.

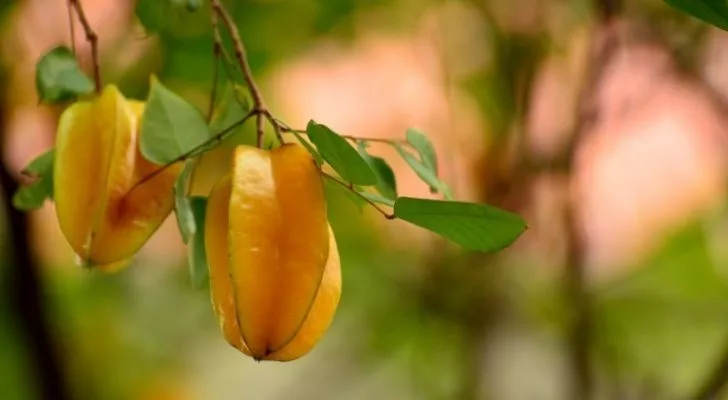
left=290, top=130, right=324, bottom=165
left=140, top=77, right=210, bottom=164
left=357, top=142, right=397, bottom=199
left=406, top=128, right=438, bottom=175
left=174, top=160, right=196, bottom=243
left=21, top=149, right=55, bottom=178
left=306, top=121, right=377, bottom=185
left=188, top=196, right=209, bottom=289
left=394, top=144, right=453, bottom=199
left=665, top=0, right=728, bottom=31
left=135, top=0, right=166, bottom=32
left=35, top=46, right=94, bottom=104
left=12, top=150, right=55, bottom=211
left=323, top=178, right=365, bottom=212
left=358, top=191, right=395, bottom=208
left=394, top=197, right=526, bottom=252
left=209, top=84, right=250, bottom=134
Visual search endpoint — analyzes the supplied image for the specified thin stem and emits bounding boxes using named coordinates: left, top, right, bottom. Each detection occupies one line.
left=68, top=0, right=101, bottom=92
left=269, top=110, right=284, bottom=145
left=128, top=111, right=255, bottom=193
left=205, top=0, right=394, bottom=220
left=216, top=46, right=252, bottom=116
left=278, top=124, right=409, bottom=146
left=321, top=173, right=395, bottom=219
left=256, top=111, right=265, bottom=147
left=207, top=43, right=221, bottom=122
left=66, top=0, right=76, bottom=54
left=210, top=0, right=269, bottom=147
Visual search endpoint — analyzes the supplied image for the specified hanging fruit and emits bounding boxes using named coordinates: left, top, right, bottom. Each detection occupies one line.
left=205, top=144, right=341, bottom=361
left=54, top=85, right=182, bottom=271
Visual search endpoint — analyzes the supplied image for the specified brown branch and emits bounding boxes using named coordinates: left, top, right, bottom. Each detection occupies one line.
left=210, top=0, right=272, bottom=147
left=321, top=173, right=395, bottom=219
left=68, top=0, right=101, bottom=92
left=66, top=0, right=76, bottom=54
left=206, top=1, right=396, bottom=219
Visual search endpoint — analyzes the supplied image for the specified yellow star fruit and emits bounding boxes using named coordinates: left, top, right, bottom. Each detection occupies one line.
left=205, top=144, right=342, bottom=361
left=54, top=85, right=181, bottom=271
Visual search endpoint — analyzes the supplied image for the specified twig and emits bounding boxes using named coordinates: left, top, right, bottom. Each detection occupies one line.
left=207, top=43, right=221, bottom=122
left=66, top=0, right=76, bottom=54
left=206, top=0, right=394, bottom=219
left=215, top=45, right=255, bottom=118
left=128, top=111, right=255, bottom=193
left=68, top=0, right=101, bottom=92
left=210, top=0, right=272, bottom=147
left=278, top=124, right=410, bottom=147
left=321, top=173, right=395, bottom=219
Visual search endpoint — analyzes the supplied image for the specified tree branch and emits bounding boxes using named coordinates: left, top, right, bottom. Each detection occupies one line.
left=68, top=0, right=101, bottom=92
left=66, top=0, right=76, bottom=54
left=210, top=0, right=277, bottom=147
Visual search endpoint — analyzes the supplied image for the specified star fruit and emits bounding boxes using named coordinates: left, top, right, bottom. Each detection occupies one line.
left=205, top=144, right=342, bottom=361
left=54, top=85, right=181, bottom=272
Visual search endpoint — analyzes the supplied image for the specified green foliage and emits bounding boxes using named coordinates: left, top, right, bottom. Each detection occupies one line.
left=394, top=143, right=452, bottom=199
left=324, top=178, right=366, bottom=212
left=358, top=191, right=395, bottom=208
left=135, top=0, right=206, bottom=34
left=394, top=197, right=527, bottom=252
left=188, top=197, right=209, bottom=289
left=12, top=150, right=55, bottom=211
left=406, top=128, right=438, bottom=177
left=593, top=223, right=728, bottom=395
left=209, top=84, right=250, bottom=134
left=357, top=142, right=397, bottom=200
left=174, top=160, right=197, bottom=244
left=140, top=77, right=210, bottom=164
left=665, top=0, right=728, bottom=31
left=291, top=131, right=324, bottom=165
left=306, top=120, right=377, bottom=185
left=35, top=47, right=94, bottom=104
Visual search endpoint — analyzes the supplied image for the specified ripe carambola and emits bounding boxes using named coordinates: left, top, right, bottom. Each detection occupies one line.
left=54, top=85, right=181, bottom=271
left=205, top=144, right=342, bottom=361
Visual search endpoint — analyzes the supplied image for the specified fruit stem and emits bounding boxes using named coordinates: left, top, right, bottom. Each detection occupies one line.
left=321, top=173, right=395, bottom=220
left=68, top=0, right=101, bottom=93
left=277, top=123, right=411, bottom=147
left=210, top=0, right=284, bottom=147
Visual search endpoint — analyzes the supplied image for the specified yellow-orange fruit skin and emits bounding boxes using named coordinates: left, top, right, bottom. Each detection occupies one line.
left=264, top=226, right=341, bottom=361
left=205, top=144, right=340, bottom=361
left=54, top=85, right=181, bottom=269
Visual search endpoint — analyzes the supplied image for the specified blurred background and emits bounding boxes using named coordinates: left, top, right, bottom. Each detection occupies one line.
left=4, top=0, right=728, bottom=399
